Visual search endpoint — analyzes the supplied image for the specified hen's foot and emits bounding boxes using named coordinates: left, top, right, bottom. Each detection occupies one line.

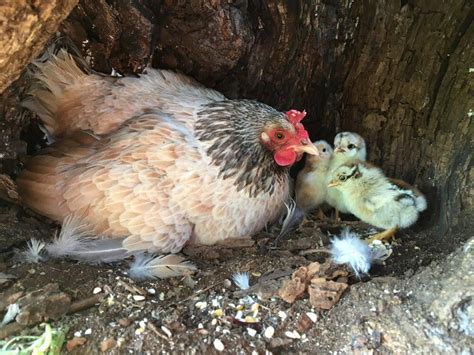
left=366, top=228, right=397, bottom=244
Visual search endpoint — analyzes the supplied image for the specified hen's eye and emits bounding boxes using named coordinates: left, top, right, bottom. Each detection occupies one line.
left=275, top=132, right=285, bottom=140
left=339, top=175, right=346, bottom=181
left=347, top=144, right=355, bottom=149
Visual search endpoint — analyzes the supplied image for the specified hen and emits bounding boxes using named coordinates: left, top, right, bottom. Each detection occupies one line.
left=17, top=50, right=318, bottom=276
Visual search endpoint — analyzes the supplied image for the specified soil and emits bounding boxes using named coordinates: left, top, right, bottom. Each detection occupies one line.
left=0, top=202, right=472, bottom=354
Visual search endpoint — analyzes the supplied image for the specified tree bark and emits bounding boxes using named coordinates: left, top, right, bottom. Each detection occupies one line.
left=0, top=0, right=472, bottom=233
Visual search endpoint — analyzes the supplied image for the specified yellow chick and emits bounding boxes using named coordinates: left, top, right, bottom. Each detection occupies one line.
left=326, top=132, right=367, bottom=218
left=295, top=140, right=333, bottom=217
left=328, top=160, right=427, bottom=242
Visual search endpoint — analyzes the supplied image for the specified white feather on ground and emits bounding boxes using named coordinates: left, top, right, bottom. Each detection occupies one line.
left=1, top=303, right=20, bottom=326
left=128, top=254, right=196, bottom=280
left=330, top=228, right=373, bottom=277
left=22, top=239, right=46, bottom=263
left=232, top=272, right=250, bottom=290
left=45, top=215, right=128, bottom=263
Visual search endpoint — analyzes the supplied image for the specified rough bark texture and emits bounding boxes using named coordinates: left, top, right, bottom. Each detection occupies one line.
left=0, top=0, right=79, bottom=94
left=0, top=0, right=78, bottom=171
left=1, top=0, right=473, bottom=232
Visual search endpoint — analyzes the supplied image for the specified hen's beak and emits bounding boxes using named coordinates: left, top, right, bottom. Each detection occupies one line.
left=327, top=181, right=340, bottom=188
left=292, top=142, right=319, bottom=156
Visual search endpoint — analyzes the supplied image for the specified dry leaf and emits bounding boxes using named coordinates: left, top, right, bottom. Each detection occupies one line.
left=308, top=277, right=348, bottom=310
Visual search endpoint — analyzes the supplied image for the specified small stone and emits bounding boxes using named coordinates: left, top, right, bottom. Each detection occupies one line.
left=84, top=328, right=92, bottom=335
left=264, top=326, right=275, bottom=339
left=306, top=312, right=318, bottom=323
left=161, top=325, right=172, bottom=338
left=93, top=287, right=102, bottom=294
left=73, top=331, right=82, bottom=337
left=223, top=279, right=232, bottom=288
left=159, top=292, right=165, bottom=301
left=195, top=301, right=207, bottom=310
left=147, top=288, right=156, bottom=295
left=100, top=338, right=117, bottom=352
left=278, top=311, right=287, bottom=321
left=247, top=328, right=257, bottom=337
left=285, top=330, right=301, bottom=339
left=66, top=337, right=87, bottom=351
left=118, top=318, right=132, bottom=327
left=213, top=338, right=225, bottom=351
left=133, top=295, right=146, bottom=301
left=297, top=314, right=313, bottom=332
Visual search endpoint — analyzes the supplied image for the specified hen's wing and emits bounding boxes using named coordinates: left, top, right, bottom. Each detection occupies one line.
left=23, top=49, right=224, bottom=137
left=18, top=110, right=206, bottom=253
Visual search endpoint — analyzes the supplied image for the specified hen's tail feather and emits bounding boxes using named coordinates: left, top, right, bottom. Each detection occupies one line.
left=22, top=49, right=89, bottom=135
left=128, top=254, right=196, bottom=280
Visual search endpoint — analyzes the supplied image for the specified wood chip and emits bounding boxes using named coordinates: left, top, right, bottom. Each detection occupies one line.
left=308, top=277, right=348, bottom=310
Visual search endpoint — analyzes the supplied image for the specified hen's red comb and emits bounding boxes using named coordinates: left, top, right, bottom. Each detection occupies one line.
left=286, top=109, right=307, bottom=124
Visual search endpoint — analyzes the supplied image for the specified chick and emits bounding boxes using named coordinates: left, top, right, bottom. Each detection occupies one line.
left=326, top=132, right=367, bottom=219
left=295, top=140, right=333, bottom=218
left=328, top=160, right=427, bottom=242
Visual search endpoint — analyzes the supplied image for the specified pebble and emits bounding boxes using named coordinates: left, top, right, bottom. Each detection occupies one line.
left=74, top=331, right=82, bottom=337
left=213, top=338, right=225, bottom=352
left=278, top=311, right=287, bottom=321
left=247, top=328, right=257, bottom=337
left=195, top=301, right=207, bottom=310
left=161, top=325, right=172, bottom=338
left=147, top=288, right=156, bottom=295
left=100, top=338, right=117, bottom=352
left=285, top=330, right=301, bottom=339
left=118, top=318, right=132, bottom=327
left=133, top=295, right=146, bottom=302
left=264, top=326, right=275, bottom=339
left=93, top=287, right=102, bottom=295
left=84, top=328, right=92, bottom=335
left=306, top=312, right=318, bottom=323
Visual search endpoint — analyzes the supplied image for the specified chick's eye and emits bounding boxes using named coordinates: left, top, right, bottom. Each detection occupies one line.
left=339, top=175, right=347, bottom=181
left=275, top=132, right=285, bottom=140
left=322, top=148, right=327, bottom=152
left=347, top=144, right=355, bottom=149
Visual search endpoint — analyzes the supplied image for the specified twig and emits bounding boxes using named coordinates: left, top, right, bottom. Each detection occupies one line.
left=299, top=248, right=330, bottom=256
left=118, top=280, right=146, bottom=295
left=147, top=322, right=170, bottom=342
left=68, top=292, right=107, bottom=314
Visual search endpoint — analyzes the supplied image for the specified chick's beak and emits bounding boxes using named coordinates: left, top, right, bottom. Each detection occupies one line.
left=335, top=147, right=346, bottom=153
left=327, top=181, right=340, bottom=188
left=292, top=141, right=319, bottom=156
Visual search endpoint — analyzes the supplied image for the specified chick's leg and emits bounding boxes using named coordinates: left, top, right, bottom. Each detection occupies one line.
left=316, top=208, right=328, bottom=221
left=366, top=227, right=397, bottom=244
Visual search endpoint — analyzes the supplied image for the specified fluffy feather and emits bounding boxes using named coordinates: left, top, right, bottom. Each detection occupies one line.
left=45, top=215, right=127, bottom=263
left=232, top=272, right=250, bottom=290
left=128, top=254, right=196, bottom=280
left=1, top=303, right=20, bottom=326
left=22, top=239, right=46, bottom=263
left=330, top=229, right=373, bottom=277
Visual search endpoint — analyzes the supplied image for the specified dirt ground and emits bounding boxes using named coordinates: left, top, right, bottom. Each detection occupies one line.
left=0, top=202, right=472, bottom=354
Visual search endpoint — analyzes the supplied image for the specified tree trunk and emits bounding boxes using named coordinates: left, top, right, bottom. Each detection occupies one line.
left=1, top=0, right=473, bottom=233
